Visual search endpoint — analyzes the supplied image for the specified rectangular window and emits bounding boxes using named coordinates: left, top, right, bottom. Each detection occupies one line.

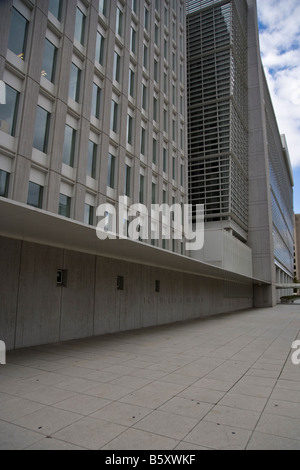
left=141, top=128, right=146, bottom=155
left=152, top=137, right=157, bottom=165
left=87, top=140, right=97, bottom=179
left=155, top=24, right=159, bottom=46
left=163, top=148, right=167, bottom=173
left=69, top=63, right=81, bottom=102
left=110, top=100, right=118, bottom=133
left=163, top=109, right=167, bottom=132
left=129, top=68, right=135, bottom=98
left=91, top=83, right=101, bottom=119
left=63, top=125, right=76, bottom=167
left=33, top=106, right=50, bottom=153
left=0, top=170, right=10, bottom=198
left=181, top=163, right=184, bottom=186
left=164, top=71, right=168, bottom=94
left=127, top=114, right=133, bottom=145
left=139, top=174, right=144, bottom=204
left=113, top=51, right=121, bottom=83
left=132, top=0, right=137, bottom=14
left=59, top=194, right=71, bottom=218
left=84, top=204, right=94, bottom=225
left=75, top=7, right=86, bottom=45
left=153, top=97, right=158, bottom=122
left=142, top=84, right=147, bottom=111
left=143, top=44, right=148, bottom=69
left=8, top=7, right=28, bottom=60
left=154, top=59, right=159, bottom=83
left=107, top=153, right=116, bottom=188
left=116, top=7, right=123, bottom=36
left=41, top=38, right=57, bottom=83
left=172, top=156, right=176, bottom=180
left=130, top=27, right=136, bottom=54
left=27, top=181, right=43, bottom=209
left=124, top=164, right=131, bottom=197
left=0, top=84, right=19, bottom=136
left=48, top=0, right=62, bottom=20
left=95, top=32, right=105, bottom=65
left=99, top=0, right=107, bottom=17
left=152, top=183, right=156, bottom=204
left=144, top=7, right=149, bottom=30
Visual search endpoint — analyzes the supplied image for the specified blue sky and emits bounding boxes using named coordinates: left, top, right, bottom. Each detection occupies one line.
left=257, top=0, right=300, bottom=213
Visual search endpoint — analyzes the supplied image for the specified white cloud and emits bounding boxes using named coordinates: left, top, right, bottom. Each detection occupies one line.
left=257, top=0, right=300, bottom=168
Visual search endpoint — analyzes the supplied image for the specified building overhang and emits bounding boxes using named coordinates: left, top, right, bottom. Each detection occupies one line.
left=0, top=198, right=269, bottom=286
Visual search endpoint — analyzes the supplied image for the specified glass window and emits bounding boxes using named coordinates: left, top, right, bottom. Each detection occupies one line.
left=91, top=83, right=101, bottom=119
left=130, top=27, right=136, bottom=54
left=33, top=106, right=50, bottom=153
left=95, top=32, right=105, bottom=65
left=127, top=114, right=133, bottom=145
left=129, top=69, right=135, bottom=98
left=8, top=7, right=28, bottom=60
left=139, top=174, right=144, bottom=204
left=84, top=204, right=94, bottom=225
left=69, top=63, right=81, bottom=102
left=144, top=7, right=149, bottom=30
left=87, top=140, right=97, bottom=179
left=153, top=137, right=157, bottom=165
left=116, top=7, right=123, bottom=36
left=63, top=125, right=76, bottom=167
left=59, top=193, right=71, bottom=218
left=41, top=39, right=57, bottom=83
left=124, top=164, right=131, bottom=197
left=143, top=44, right=148, bottom=69
left=154, top=59, right=158, bottom=83
left=142, top=84, right=147, bottom=111
left=74, top=7, right=85, bottom=45
left=107, top=153, right=116, bottom=188
left=173, top=156, right=176, bottom=180
left=141, top=128, right=146, bottom=155
left=99, top=0, right=107, bottom=16
left=153, top=97, right=158, bottom=122
left=0, top=170, right=10, bottom=198
left=155, top=24, right=159, bottom=46
left=152, top=182, right=156, bottom=204
left=132, top=0, right=137, bottom=15
left=113, top=51, right=121, bottom=83
left=110, top=100, right=118, bottom=133
left=163, top=109, right=167, bottom=132
left=163, top=148, right=167, bottom=173
left=27, top=181, right=43, bottom=209
left=48, top=0, right=62, bottom=20
left=0, top=84, right=19, bottom=136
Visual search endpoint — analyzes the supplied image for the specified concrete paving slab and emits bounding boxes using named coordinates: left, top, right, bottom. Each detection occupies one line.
left=1, top=305, right=300, bottom=450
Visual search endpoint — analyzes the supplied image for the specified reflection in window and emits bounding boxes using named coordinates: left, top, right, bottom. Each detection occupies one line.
left=0, top=84, right=19, bottom=136
left=63, top=125, right=76, bottom=167
left=59, top=194, right=71, bottom=218
left=8, top=7, right=28, bottom=59
left=107, top=153, right=116, bottom=189
left=87, top=141, right=97, bottom=179
left=33, top=106, right=50, bottom=153
left=91, top=83, right=101, bottom=119
left=48, top=0, right=62, bottom=20
left=27, top=182, right=43, bottom=209
left=69, top=63, right=81, bottom=102
left=84, top=204, right=94, bottom=226
left=74, top=7, right=85, bottom=45
left=95, top=32, right=105, bottom=65
left=41, top=39, right=57, bottom=83
left=0, top=170, right=10, bottom=198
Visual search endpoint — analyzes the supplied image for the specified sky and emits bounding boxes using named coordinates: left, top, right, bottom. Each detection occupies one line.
left=256, top=0, right=300, bottom=213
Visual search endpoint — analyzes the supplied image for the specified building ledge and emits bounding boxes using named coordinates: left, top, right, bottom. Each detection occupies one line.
left=0, top=198, right=269, bottom=286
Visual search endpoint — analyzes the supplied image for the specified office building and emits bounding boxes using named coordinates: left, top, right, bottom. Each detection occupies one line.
left=0, top=0, right=294, bottom=350
left=186, top=0, right=294, bottom=305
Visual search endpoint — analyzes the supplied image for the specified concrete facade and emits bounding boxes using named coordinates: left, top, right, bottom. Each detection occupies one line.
left=0, top=235, right=253, bottom=350
left=295, top=214, right=300, bottom=286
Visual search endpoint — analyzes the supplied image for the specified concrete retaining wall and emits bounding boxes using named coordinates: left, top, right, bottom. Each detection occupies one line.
left=0, top=236, right=253, bottom=350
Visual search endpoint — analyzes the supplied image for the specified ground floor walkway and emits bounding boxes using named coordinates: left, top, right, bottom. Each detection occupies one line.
left=1, top=305, right=300, bottom=450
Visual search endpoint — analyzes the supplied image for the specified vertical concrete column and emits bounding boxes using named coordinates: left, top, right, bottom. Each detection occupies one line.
left=247, top=0, right=276, bottom=307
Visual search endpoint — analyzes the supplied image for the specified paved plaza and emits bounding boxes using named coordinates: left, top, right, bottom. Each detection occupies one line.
left=1, top=304, right=300, bottom=450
